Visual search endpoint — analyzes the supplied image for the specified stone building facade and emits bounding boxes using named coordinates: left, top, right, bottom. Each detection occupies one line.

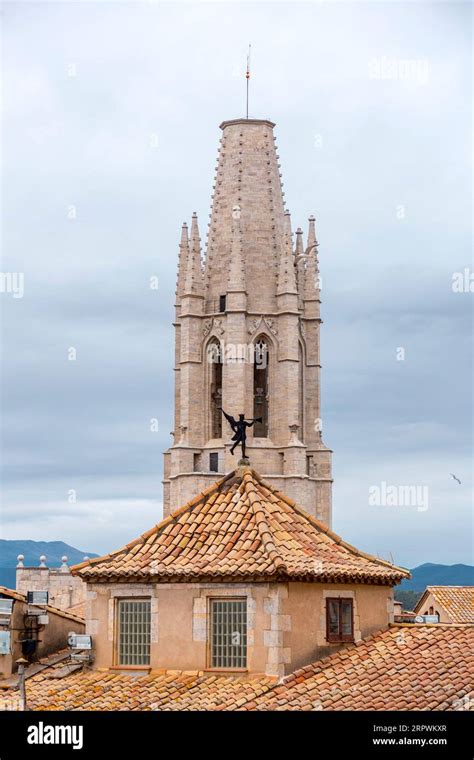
left=82, top=578, right=395, bottom=677
left=163, top=118, right=332, bottom=524
left=16, top=555, right=86, bottom=615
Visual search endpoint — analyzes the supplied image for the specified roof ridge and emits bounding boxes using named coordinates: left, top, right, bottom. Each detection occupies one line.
left=242, top=471, right=287, bottom=573
left=390, top=622, right=474, bottom=628
left=250, top=469, right=409, bottom=579
left=427, top=585, right=474, bottom=589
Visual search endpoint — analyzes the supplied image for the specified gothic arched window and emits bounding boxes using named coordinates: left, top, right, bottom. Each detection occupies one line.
left=298, top=341, right=305, bottom=442
left=253, top=338, right=269, bottom=437
left=208, top=339, right=223, bottom=438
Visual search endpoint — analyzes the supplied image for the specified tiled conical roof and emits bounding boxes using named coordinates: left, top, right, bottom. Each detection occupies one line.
left=73, top=469, right=409, bottom=584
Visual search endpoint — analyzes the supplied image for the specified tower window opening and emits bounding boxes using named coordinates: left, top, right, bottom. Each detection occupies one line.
left=253, top=338, right=269, bottom=437
left=209, top=453, right=219, bottom=472
left=299, top=342, right=305, bottom=443
left=209, top=340, right=223, bottom=438
left=219, top=295, right=226, bottom=313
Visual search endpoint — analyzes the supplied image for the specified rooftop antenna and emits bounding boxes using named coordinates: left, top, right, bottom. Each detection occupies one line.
left=246, top=44, right=251, bottom=119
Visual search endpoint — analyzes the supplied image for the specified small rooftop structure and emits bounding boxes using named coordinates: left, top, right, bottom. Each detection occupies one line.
left=414, top=586, right=474, bottom=624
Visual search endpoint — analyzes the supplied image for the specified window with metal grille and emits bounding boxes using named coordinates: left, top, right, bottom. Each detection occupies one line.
left=209, top=452, right=219, bottom=472
left=117, top=599, right=151, bottom=665
left=326, top=598, right=354, bottom=642
left=210, top=598, right=247, bottom=669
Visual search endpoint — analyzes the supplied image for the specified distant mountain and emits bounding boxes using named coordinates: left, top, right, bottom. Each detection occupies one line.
left=399, top=563, right=474, bottom=592
left=0, top=540, right=99, bottom=589
left=393, top=590, right=423, bottom=611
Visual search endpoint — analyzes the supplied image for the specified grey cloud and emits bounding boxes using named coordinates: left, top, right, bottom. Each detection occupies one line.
left=1, top=1, right=471, bottom=568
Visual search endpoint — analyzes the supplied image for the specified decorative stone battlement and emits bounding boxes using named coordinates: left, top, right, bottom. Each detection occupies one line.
left=15, top=555, right=87, bottom=613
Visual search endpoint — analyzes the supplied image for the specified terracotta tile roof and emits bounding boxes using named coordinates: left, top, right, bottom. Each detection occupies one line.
left=3, top=667, right=276, bottom=711
left=2, top=625, right=471, bottom=711
left=72, top=468, right=409, bottom=585
left=414, top=586, right=474, bottom=624
left=0, top=650, right=72, bottom=689
left=0, top=586, right=85, bottom=626
left=248, top=624, right=474, bottom=711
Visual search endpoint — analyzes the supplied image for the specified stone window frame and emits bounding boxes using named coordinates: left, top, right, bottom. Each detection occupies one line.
left=203, top=335, right=224, bottom=441
left=105, top=585, right=159, bottom=654
left=319, top=589, right=362, bottom=646
left=116, top=597, right=152, bottom=667
left=208, top=596, right=248, bottom=670
left=325, top=597, right=354, bottom=643
left=192, top=585, right=256, bottom=672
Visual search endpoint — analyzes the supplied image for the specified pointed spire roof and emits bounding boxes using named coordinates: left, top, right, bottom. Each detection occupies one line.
left=176, top=222, right=189, bottom=298
left=73, top=468, right=409, bottom=584
left=277, top=210, right=297, bottom=295
left=304, top=215, right=320, bottom=301
left=205, top=119, right=286, bottom=312
left=184, top=212, right=204, bottom=296
left=227, top=205, right=246, bottom=292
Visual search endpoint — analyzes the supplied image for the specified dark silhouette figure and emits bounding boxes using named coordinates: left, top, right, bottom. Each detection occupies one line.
left=222, top=410, right=262, bottom=459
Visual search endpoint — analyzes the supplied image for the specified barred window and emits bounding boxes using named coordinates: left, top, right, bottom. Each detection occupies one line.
left=117, top=599, right=151, bottom=665
left=210, top=598, right=247, bottom=669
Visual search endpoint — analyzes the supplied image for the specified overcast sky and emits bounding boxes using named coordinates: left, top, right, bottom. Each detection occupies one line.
left=1, top=1, right=472, bottom=569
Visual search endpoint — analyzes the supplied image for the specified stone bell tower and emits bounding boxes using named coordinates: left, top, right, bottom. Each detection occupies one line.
left=162, top=118, right=333, bottom=524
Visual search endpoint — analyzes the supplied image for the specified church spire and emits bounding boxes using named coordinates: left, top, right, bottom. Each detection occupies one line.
left=227, top=205, right=246, bottom=293
left=205, top=119, right=285, bottom=312
left=277, top=210, right=297, bottom=295
left=184, top=212, right=204, bottom=296
left=176, top=222, right=189, bottom=300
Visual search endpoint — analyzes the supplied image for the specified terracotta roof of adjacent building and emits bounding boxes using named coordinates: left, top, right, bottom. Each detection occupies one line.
left=3, top=665, right=276, bottom=711
left=414, top=586, right=474, bottom=624
left=249, top=623, right=474, bottom=711
left=1, top=625, right=471, bottom=711
left=72, top=468, right=409, bottom=585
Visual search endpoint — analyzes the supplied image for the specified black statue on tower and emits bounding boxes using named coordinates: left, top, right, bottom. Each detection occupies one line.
left=222, top=410, right=262, bottom=459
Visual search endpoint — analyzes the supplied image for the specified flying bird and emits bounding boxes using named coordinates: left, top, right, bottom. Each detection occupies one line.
left=450, top=473, right=461, bottom=485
